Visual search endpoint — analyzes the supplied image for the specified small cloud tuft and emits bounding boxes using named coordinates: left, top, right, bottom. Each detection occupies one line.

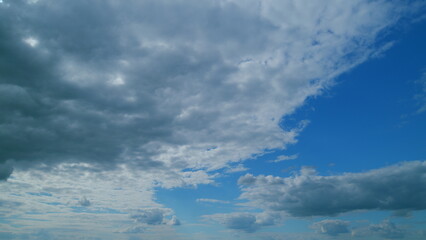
left=78, top=196, right=91, bottom=207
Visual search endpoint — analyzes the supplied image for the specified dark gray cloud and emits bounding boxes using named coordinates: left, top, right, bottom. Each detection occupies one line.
left=0, top=0, right=410, bottom=176
left=131, top=208, right=180, bottom=226
left=238, top=161, right=426, bottom=217
left=0, top=162, right=13, bottom=180
left=312, top=219, right=349, bottom=236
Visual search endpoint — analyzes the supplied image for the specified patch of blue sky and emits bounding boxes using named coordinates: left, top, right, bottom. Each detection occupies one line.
left=156, top=182, right=243, bottom=223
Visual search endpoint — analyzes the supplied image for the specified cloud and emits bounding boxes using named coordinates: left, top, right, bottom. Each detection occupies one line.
left=392, top=209, right=412, bottom=218
left=225, top=164, right=249, bottom=173
left=271, top=154, right=299, bottom=163
left=168, top=215, right=181, bottom=226
left=312, top=219, right=350, bottom=236
left=131, top=208, right=180, bottom=226
left=238, top=161, right=426, bottom=217
left=0, top=162, right=13, bottom=181
left=205, top=212, right=282, bottom=233
left=369, top=221, right=405, bottom=239
left=0, top=0, right=412, bottom=177
left=78, top=196, right=91, bottom=207
left=118, top=226, right=146, bottom=234
left=352, top=220, right=405, bottom=239
left=196, top=198, right=231, bottom=204
left=0, top=0, right=423, bottom=238
left=0, top=199, right=23, bottom=217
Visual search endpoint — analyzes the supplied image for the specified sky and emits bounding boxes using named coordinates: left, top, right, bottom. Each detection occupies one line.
left=0, top=0, right=426, bottom=239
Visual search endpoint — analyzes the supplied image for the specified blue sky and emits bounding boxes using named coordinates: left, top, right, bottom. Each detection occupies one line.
left=1, top=0, right=426, bottom=239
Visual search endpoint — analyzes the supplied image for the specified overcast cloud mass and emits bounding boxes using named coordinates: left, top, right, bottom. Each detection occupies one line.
left=0, top=0, right=406, bottom=174
left=0, top=0, right=425, bottom=239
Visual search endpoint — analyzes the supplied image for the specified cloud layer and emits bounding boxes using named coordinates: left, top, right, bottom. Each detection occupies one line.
left=0, top=0, right=406, bottom=179
left=238, top=161, right=426, bottom=217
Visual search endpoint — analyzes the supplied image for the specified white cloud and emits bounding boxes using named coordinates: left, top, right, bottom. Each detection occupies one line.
left=225, top=164, right=249, bottom=173
left=131, top=208, right=180, bottom=226
left=312, top=219, right=350, bottom=236
left=108, top=75, right=126, bottom=86
left=23, top=37, right=39, bottom=47
left=271, top=154, right=299, bottom=163
left=196, top=198, right=231, bottom=204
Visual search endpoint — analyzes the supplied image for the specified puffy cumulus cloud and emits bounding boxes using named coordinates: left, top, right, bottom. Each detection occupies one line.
left=0, top=0, right=416, bottom=176
left=312, top=219, right=350, bottom=236
left=238, top=161, right=426, bottom=217
left=352, top=220, right=405, bottom=239
left=131, top=208, right=180, bottom=226
left=205, top=212, right=282, bottom=233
